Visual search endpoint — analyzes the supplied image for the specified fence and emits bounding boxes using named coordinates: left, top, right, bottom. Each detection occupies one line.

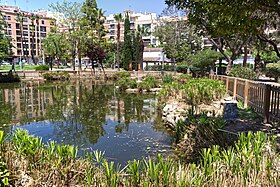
left=210, top=75, right=280, bottom=123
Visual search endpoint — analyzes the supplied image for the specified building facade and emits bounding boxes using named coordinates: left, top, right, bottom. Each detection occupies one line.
left=104, top=11, right=159, bottom=47
left=0, top=5, right=54, bottom=63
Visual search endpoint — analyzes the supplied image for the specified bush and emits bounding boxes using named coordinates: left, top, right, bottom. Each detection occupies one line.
left=229, top=66, right=257, bottom=80
left=138, top=75, right=159, bottom=92
left=144, top=64, right=175, bottom=71
left=184, top=79, right=226, bottom=108
left=174, top=74, right=192, bottom=84
left=112, top=72, right=130, bottom=80
left=162, top=74, right=174, bottom=84
left=43, top=72, right=70, bottom=81
left=176, top=64, right=189, bottom=73
left=116, top=77, right=137, bottom=91
left=265, top=63, right=280, bottom=82
left=35, top=65, right=49, bottom=71
left=0, top=71, right=20, bottom=83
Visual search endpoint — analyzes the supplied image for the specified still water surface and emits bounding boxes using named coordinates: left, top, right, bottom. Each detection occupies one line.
left=0, top=80, right=172, bottom=165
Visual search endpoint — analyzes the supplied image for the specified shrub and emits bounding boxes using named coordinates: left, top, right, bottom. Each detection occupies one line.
left=265, top=63, right=280, bottom=82
left=35, top=65, right=49, bottom=71
left=174, top=74, right=192, bottom=84
left=144, top=65, right=175, bottom=71
left=116, top=77, right=137, bottom=91
left=229, top=66, right=257, bottom=80
left=43, top=72, right=70, bottom=81
left=162, top=74, right=174, bottom=84
left=184, top=78, right=226, bottom=107
left=138, top=75, right=159, bottom=91
left=112, top=72, right=130, bottom=80
left=176, top=64, right=189, bottom=73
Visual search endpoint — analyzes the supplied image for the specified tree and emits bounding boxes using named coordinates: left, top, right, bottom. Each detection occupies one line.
left=165, top=0, right=280, bottom=72
left=0, top=11, right=12, bottom=62
left=43, top=32, right=68, bottom=69
left=122, top=13, right=133, bottom=70
left=49, top=1, right=82, bottom=70
left=155, top=8, right=201, bottom=63
left=114, top=13, right=123, bottom=70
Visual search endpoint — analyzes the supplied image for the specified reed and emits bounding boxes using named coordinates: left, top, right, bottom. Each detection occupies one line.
left=0, top=129, right=279, bottom=186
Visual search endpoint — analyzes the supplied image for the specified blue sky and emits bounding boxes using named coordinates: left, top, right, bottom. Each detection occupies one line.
left=2, top=0, right=168, bottom=15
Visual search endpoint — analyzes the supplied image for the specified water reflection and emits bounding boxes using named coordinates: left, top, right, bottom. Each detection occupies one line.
left=0, top=80, right=172, bottom=164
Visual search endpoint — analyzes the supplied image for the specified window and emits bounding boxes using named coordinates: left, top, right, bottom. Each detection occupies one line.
left=3, top=15, right=6, bottom=20
left=41, top=20, right=45, bottom=25
left=23, top=31, right=28, bottom=36
left=23, top=44, right=29, bottom=49
left=7, top=16, right=11, bottom=20
left=8, top=24, right=11, bottom=28
left=40, top=33, right=46, bottom=37
left=23, top=18, right=28, bottom=22
left=40, top=26, right=46, bottom=32
left=22, top=25, right=28, bottom=30
left=16, top=30, right=21, bottom=35
left=7, top=30, right=12, bottom=35
left=23, top=50, right=29, bottom=55
left=16, top=23, right=20, bottom=29
left=17, top=43, right=21, bottom=48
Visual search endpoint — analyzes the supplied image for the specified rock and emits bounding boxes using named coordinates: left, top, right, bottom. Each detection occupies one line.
left=125, top=88, right=138, bottom=93
left=222, top=100, right=238, bottom=120
left=150, top=88, right=162, bottom=92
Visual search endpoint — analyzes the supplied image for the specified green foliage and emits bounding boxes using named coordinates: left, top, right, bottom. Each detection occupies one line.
left=2, top=129, right=279, bottom=186
left=176, top=64, right=189, bottom=73
left=116, top=77, right=137, bottom=91
left=0, top=158, right=8, bottom=186
left=190, top=49, right=223, bottom=69
left=43, top=72, right=70, bottom=81
left=0, top=71, right=20, bottom=83
left=112, top=71, right=130, bottom=80
left=162, top=74, right=174, bottom=84
left=0, top=12, right=13, bottom=62
left=35, top=65, right=49, bottom=71
left=144, top=64, right=175, bottom=71
left=229, top=66, right=257, bottom=80
left=155, top=10, right=201, bottom=62
left=265, top=63, right=280, bottom=81
left=123, top=14, right=133, bottom=70
left=174, top=74, right=192, bottom=83
left=138, top=76, right=159, bottom=91
left=184, top=78, right=226, bottom=107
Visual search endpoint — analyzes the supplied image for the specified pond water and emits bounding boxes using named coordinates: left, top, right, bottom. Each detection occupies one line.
left=0, top=80, right=172, bottom=165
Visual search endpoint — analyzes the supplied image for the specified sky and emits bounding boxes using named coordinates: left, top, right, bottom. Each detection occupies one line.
left=1, top=0, right=168, bottom=15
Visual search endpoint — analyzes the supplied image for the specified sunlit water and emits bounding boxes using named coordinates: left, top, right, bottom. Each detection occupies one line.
left=0, top=80, right=172, bottom=165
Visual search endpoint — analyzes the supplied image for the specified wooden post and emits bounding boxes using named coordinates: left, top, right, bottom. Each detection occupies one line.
left=263, top=84, right=271, bottom=123
left=226, top=77, right=229, bottom=92
left=233, top=78, right=237, bottom=97
left=244, top=80, right=249, bottom=108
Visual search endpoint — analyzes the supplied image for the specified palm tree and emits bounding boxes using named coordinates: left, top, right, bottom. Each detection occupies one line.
left=114, top=13, right=123, bottom=70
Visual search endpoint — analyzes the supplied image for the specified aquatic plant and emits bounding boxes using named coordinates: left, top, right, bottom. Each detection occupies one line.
left=0, top=129, right=279, bottom=186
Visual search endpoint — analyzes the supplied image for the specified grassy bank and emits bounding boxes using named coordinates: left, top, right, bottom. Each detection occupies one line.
left=0, top=129, right=279, bottom=186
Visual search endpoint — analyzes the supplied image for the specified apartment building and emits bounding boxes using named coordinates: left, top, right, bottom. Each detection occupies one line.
left=104, top=10, right=159, bottom=46
left=0, top=5, right=54, bottom=63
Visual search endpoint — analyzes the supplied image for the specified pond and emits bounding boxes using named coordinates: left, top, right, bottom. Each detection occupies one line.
left=0, top=80, right=172, bottom=165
